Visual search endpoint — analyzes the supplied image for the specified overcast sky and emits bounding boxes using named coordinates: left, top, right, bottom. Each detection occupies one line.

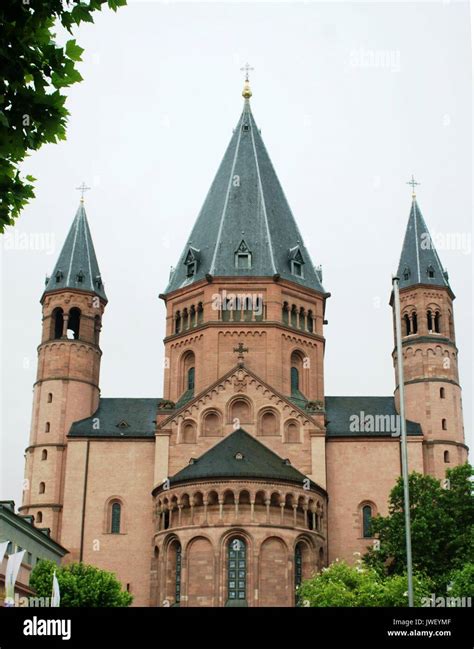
left=1, top=1, right=472, bottom=506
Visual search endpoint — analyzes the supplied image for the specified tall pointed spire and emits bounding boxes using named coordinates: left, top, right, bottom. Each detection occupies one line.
left=43, top=202, right=107, bottom=302
left=164, top=87, right=325, bottom=295
left=396, top=196, right=452, bottom=295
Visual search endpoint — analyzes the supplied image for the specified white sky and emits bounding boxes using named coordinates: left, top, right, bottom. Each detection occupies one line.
left=1, top=1, right=472, bottom=507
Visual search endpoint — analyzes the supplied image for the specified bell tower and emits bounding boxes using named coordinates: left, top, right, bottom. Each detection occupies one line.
left=20, top=199, right=107, bottom=539
left=391, top=189, right=467, bottom=478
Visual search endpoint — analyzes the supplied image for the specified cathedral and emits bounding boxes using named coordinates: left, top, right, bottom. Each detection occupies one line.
left=20, top=77, right=468, bottom=607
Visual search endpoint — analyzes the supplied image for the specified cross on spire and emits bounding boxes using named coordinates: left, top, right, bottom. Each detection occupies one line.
left=406, top=174, right=420, bottom=199
left=240, top=62, right=254, bottom=82
left=76, top=182, right=91, bottom=203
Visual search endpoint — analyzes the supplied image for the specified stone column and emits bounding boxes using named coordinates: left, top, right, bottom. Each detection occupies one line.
left=292, top=504, right=297, bottom=527
left=61, top=313, right=69, bottom=338
left=250, top=498, right=255, bottom=522
left=265, top=499, right=271, bottom=524
left=178, top=505, right=182, bottom=527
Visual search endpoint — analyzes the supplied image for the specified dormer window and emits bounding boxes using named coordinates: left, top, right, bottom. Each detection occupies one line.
left=184, top=247, right=200, bottom=278
left=76, top=271, right=84, bottom=284
left=288, top=246, right=305, bottom=278
left=403, top=267, right=411, bottom=281
left=55, top=270, right=63, bottom=283
left=235, top=240, right=252, bottom=269
left=242, top=123, right=249, bottom=132
left=95, top=275, right=102, bottom=289
left=427, top=265, right=435, bottom=279
left=117, top=420, right=129, bottom=429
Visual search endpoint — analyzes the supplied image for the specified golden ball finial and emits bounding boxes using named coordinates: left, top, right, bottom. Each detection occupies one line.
left=240, top=63, right=254, bottom=99
left=242, top=79, right=252, bottom=99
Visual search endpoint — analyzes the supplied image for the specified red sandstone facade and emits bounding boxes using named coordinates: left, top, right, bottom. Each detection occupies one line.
left=19, top=93, right=468, bottom=607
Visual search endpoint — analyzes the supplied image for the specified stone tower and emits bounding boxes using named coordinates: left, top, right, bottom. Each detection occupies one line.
left=151, top=80, right=330, bottom=606
left=391, top=194, right=467, bottom=478
left=20, top=201, right=107, bottom=538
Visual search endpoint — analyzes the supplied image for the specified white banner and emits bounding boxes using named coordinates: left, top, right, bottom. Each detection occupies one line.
left=4, top=550, right=25, bottom=605
left=51, top=570, right=61, bottom=607
left=0, top=541, right=9, bottom=565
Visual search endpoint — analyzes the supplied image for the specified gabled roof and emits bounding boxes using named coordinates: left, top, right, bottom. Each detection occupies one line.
left=325, top=396, right=422, bottom=437
left=69, top=398, right=161, bottom=438
left=158, top=364, right=320, bottom=429
left=166, top=428, right=317, bottom=487
left=396, top=198, right=451, bottom=294
left=43, top=203, right=107, bottom=302
left=164, top=98, right=325, bottom=295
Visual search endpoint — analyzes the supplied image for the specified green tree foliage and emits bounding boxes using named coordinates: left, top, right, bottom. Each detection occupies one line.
left=30, top=560, right=133, bottom=607
left=364, top=464, right=474, bottom=592
left=297, top=559, right=432, bottom=607
left=448, top=563, right=474, bottom=599
left=0, top=0, right=126, bottom=232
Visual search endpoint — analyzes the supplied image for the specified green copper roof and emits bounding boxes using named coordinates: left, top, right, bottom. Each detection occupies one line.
left=43, top=203, right=107, bottom=302
left=164, top=99, right=325, bottom=294
left=396, top=198, right=450, bottom=293
left=168, top=427, right=316, bottom=487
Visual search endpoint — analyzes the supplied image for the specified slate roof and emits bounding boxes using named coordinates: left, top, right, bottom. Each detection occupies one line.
left=167, top=428, right=317, bottom=487
left=396, top=198, right=451, bottom=293
left=164, top=98, right=325, bottom=295
left=43, top=203, right=107, bottom=302
left=325, top=396, right=422, bottom=437
left=69, top=398, right=160, bottom=438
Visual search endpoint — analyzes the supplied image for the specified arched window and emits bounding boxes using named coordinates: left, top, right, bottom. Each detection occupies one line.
left=175, top=311, right=181, bottom=334
left=290, top=305, right=298, bottom=328
left=260, top=410, right=279, bottom=436
left=197, top=302, right=204, bottom=324
left=427, top=310, right=433, bottom=332
left=182, top=308, right=189, bottom=330
left=440, top=387, right=445, bottom=399
left=47, top=393, right=53, bottom=403
left=41, top=449, right=47, bottom=461
left=227, top=537, right=247, bottom=604
left=412, top=311, right=418, bottom=334
left=403, top=314, right=411, bottom=336
left=202, top=411, right=222, bottom=437
left=45, top=422, right=50, bottom=433
left=187, top=367, right=195, bottom=392
left=442, top=418, right=447, bottom=431
left=36, top=511, right=43, bottom=524
left=427, top=265, right=435, bottom=279
left=231, top=399, right=251, bottom=425
left=307, top=310, right=314, bottom=333
left=181, top=351, right=195, bottom=395
left=285, top=419, right=300, bottom=443
left=182, top=421, right=196, bottom=444
left=295, top=544, right=303, bottom=606
left=52, top=308, right=64, bottom=339
left=175, top=543, right=182, bottom=605
left=434, top=311, right=441, bottom=333
left=444, top=450, right=450, bottom=463
left=39, top=482, right=45, bottom=494
left=68, top=308, right=81, bottom=340
left=362, top=505, right=372, bottom=538
left=282, top=302, right=289, bottom=325
left=299, top=307, right=306, bottom=331
left=190, top=305, right=196, bottom=327
left=291, top=367, right=299, bottom=393
left=111, top=502, right=121, bottom=533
